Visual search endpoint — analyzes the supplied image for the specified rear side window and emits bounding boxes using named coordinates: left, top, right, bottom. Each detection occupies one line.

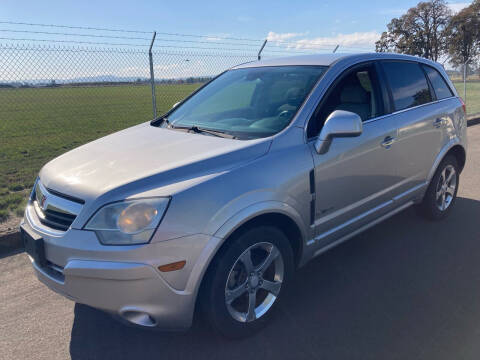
left=422, top=65, right=453, bottom=100
left=382, top=61, right=432, bottom=111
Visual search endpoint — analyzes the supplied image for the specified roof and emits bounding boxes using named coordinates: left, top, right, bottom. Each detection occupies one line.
left=233, top=52, right=441, bottom=69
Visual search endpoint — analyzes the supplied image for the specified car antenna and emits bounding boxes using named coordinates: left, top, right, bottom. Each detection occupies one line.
left=258, top=39, right=267, bottom=60
left=333, top=44, right=339, bottom=53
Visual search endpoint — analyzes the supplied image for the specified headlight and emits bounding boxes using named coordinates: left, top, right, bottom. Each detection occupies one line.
left=84, top=197, right=170, bottom=245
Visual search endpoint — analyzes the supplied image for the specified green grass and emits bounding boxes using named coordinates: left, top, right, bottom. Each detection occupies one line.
left=452, top=80, right=480, bottom=115
left=0, top=83, right=201, bottom=222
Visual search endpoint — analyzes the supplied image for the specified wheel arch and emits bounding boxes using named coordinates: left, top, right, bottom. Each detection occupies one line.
left=428, top=142, right=467, bottom=183
left=446, top=145, right=466, bottom=173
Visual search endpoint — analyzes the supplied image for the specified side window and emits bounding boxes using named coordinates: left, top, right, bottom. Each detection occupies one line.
left=382, top=61, right=432, bottom=111
left=422, top=65, right=454, bottom=100
left=307, top=64, right=383, bottom=138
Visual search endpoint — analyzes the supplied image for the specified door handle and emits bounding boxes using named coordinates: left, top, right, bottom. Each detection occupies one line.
left=381, top=136, right=396, bottom=149
left=434, top=118, right=443, bottom=128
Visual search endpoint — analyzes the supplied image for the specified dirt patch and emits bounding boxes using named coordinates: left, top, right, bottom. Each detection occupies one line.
left=0, top=215, right=21, bottom=237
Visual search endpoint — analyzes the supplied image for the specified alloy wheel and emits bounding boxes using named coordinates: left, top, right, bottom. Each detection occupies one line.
left=224, top=242, right=284, bottom=323
left=435, top=164, right=457, bottom=211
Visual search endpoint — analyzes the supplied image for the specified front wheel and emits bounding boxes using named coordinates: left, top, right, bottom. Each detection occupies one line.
left=201, top=225, right=294, bottom=338
left=418, top=155, right=459, bottom=220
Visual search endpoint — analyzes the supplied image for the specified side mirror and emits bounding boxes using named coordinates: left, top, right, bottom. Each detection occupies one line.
left=314, top=110, right=363, bottom=154
left=172, top=101, right=180, bottom=109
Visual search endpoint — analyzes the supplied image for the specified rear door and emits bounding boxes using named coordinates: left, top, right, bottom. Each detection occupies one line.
left=379, top=61, right=448, bottom=202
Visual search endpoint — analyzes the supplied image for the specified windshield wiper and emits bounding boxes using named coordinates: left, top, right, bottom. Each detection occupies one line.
left=169, top=124, right=237, bottom=139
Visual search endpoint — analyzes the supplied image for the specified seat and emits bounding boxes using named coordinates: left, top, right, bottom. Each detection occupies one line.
left=335, top=84, right=371, bottom=121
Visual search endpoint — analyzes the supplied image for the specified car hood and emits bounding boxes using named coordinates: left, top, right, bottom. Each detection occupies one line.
left=39, top=122, right=270, bottom=203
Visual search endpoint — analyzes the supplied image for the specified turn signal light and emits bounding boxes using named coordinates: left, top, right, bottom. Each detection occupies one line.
left=158, top=260, right=186, bottom=272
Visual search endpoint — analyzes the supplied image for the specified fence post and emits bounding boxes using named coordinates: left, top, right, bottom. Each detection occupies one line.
left=149, top=31, right=157, bottom=119
left=463, top=59, right=470, bottom=104
left=257, top=39, right=267, bottom=61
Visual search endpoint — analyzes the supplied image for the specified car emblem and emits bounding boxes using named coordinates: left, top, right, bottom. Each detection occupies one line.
left=40, top=195, right=47, bottom=210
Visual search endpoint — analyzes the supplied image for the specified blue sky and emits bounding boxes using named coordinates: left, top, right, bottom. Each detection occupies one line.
left=1, top=0, right=473, bottom=51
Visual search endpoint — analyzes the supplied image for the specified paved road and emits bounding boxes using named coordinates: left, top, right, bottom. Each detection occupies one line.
left=1, top=125, right=480, bottom=360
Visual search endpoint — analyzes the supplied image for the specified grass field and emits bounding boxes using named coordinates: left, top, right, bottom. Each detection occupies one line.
left=0, top=80, right=479, bottom=223
left=0, top=83, right=201, bottom=221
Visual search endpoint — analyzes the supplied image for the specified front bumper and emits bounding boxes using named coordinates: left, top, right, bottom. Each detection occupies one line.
left=21, top=202, right=218, bottom=330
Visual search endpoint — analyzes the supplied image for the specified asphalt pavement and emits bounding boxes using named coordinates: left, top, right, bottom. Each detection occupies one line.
left=1, top=124, right=480, bottom=360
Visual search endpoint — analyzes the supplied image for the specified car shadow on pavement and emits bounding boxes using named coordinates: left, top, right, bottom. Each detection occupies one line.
left=70, top=197, right=480, bottom=360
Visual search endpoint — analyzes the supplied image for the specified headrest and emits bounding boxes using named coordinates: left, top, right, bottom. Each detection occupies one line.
left=340, top=85, right=368, bottom=104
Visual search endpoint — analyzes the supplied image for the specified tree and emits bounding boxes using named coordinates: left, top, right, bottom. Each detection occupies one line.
left=446, top=0, right=480, bottom=75
left=376, top=0, right=451, bottom=61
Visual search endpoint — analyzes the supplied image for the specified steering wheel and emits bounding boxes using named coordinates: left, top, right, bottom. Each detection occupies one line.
left=277, top=110, right=293, bottom=119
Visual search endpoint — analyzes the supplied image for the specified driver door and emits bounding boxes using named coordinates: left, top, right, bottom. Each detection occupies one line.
left=308, top=62, right=401, bottom=247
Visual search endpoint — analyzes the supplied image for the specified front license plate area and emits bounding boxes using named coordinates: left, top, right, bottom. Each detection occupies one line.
left=21, top=228, right=46, bottom=267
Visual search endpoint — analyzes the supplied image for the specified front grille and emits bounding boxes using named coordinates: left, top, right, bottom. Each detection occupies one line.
left=33, top=180, right=83, bottom=232
left=35, top=205, right=76, bottom=231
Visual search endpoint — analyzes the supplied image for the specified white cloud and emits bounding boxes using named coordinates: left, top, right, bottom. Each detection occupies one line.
left=447, top=2, right=470, bottom=13
left=266, top=31, right=381, bottom=51
left=266, top=31, right=308, bottom=42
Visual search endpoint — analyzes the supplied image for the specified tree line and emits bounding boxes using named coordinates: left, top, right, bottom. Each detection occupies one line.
left=376, top=0, right=479, bottom=75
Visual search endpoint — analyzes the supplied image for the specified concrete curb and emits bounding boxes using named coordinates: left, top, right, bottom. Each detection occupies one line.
left=1, top=115, right=480, bottom=257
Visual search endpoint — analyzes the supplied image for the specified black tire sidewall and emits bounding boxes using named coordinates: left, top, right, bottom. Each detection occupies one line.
left=202, top=225, right=294, bottom=338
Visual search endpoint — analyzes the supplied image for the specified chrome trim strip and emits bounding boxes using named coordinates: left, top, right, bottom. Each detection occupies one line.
left=25, top=203, right=65, bottom=237
left=306, top=95, right=457, bottom=143
left=35, top=181, right=82, bottom=217
left=307, top=199, right=394, bottom=246
left=392, top=182, right=427, bottom=202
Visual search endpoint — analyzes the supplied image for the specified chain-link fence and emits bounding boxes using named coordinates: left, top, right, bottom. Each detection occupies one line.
left=448, top=67, right=480, bottom=117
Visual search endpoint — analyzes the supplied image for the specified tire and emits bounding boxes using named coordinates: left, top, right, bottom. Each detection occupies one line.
left=418, top=155, right=459, bottom=220
left=201, top=225, right=294, bottom=338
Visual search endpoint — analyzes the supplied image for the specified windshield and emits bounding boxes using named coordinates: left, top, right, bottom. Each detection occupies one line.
left=160, top=66, right=327, bottom=140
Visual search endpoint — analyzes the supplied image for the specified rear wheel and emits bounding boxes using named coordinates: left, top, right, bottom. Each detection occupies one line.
left=418, top=155, right=459, bottom=220
left=201, top=225, right=294, bottom=338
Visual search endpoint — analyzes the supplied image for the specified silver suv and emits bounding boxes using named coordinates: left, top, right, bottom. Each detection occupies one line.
left=21, top=53, right=467, bottom=338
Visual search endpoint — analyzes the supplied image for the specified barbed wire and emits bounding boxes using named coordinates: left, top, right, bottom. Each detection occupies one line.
left=0, top=36, right=340, bottom=55
left=0, top=20, right=374, bottom=52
